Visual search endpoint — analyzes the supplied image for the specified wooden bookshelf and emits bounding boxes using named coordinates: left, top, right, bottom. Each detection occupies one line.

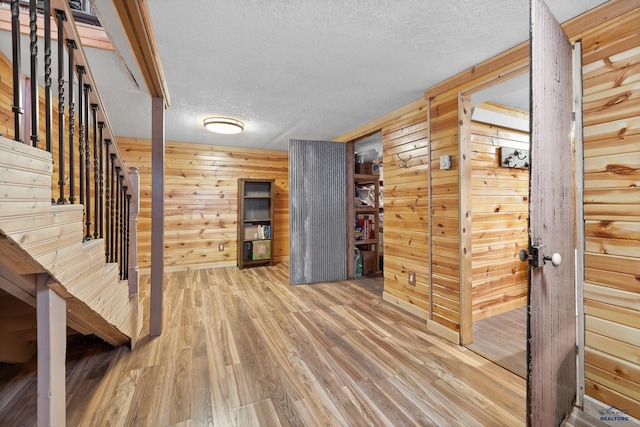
left=237, top=178, right=275, bottom=269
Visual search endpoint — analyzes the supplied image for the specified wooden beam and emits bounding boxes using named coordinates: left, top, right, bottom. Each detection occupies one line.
left=36, top=274, right=66, bottom=427
left=0, top=264, right=37, bottom=306
left=112, top=0, right=171, bottom=105
left=150, top=96, right=165, bottom=337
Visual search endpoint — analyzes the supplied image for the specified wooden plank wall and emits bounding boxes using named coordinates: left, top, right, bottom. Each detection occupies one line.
left=581, top=7, right=640, bottom=419
left=118, top=138, right=289, bottom=271
left=381, top=111, right=430, bottom=318
left=470, top=117, right=529, bottom=322
left=429, top=92, right=462, bottom=333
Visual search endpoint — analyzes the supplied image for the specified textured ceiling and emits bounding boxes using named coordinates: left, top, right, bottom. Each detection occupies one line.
left=4, top=1, right=611, bottom=151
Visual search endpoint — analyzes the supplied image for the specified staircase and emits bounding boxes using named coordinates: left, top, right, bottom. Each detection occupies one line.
left=0, top=135, right=141, bottom=363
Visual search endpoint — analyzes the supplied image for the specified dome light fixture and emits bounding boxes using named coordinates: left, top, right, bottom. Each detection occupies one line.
left=203, top=117, right=244, bottom=134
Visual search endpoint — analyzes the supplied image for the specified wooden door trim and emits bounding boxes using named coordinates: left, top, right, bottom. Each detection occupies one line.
left=573, top=40, right=586, bottom=409
left=458, top=93, right=473, bottom=345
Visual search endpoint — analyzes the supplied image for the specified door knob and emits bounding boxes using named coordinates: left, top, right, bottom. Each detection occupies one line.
left=519, top=244, right=561, bottom=269
left=519, top=249, right=529, bottom=263
left=544, top=253, right=562, bottom=267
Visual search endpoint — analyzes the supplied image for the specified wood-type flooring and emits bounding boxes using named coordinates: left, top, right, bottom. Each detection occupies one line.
left=467, top=306, right=528, bottom=379
left=0, top=263, right=527, bottom=426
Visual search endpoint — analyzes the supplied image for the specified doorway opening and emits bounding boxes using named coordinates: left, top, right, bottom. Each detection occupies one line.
left=462, top=71, right=530, bottom=378
left=351, top=132, right=384, bottom=295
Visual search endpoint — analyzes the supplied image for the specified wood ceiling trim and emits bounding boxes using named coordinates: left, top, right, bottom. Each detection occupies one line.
left=113, top=0, right=170, bottom=106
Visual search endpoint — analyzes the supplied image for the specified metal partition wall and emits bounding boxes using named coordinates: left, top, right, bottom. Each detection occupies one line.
left=289, top=139, right=347, bottom=285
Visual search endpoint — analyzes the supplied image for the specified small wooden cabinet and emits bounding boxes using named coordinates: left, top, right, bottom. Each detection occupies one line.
left=237, top=178, right=275, bottom=269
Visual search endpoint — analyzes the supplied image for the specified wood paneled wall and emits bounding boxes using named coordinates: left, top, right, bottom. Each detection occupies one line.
left=581, top=7, right=640, bottom=419
left=429, top=93, right=462, bottom=334
left=381, top=111, right=430, bottom=318
left=470, top=117, right=529, bottom=322
left=118, top=138, right=289, bottom=271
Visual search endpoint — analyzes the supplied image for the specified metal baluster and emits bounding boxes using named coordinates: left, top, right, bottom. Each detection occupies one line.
left=121, top=183, right=127, bottom=279
left=105, top=142, right=113, bottom=261
left=84, top=84, right=92, bottom=240
left=99, top=123, right=105, bottom=238
left=55, top=10, right=67, bottom=204
left=44, top=0, right=52, bottom=154
left=11, top=0, right=23, bottom=142
left=67, top=40, right=77, bottom=203
left=29, top=0, right=39, bottom=147
left=109, top=156, right=116, bottom=262
left=125, top=193, right=131, bottom=280
left=92, top=104, right=99, bottom=238
left=77, top=66, right=85, bottom=208
left=114, top=166, right=121, bottom=267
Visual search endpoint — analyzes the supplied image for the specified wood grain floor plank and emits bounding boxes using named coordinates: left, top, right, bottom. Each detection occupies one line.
left=0, top=262, right=527, bottom=426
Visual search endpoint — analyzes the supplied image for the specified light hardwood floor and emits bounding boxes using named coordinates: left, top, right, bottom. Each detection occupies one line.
left=467, top=306, right=528, bottom=379
left=0, top=263, right=527, bottom=426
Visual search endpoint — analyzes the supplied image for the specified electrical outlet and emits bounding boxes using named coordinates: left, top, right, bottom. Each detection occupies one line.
left=218, top=243, right=224, bottom=251
left=408, top=271, right=416, bottom=286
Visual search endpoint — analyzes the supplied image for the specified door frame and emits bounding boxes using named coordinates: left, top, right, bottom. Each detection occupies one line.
left=457, top=65, right=530, bottom=346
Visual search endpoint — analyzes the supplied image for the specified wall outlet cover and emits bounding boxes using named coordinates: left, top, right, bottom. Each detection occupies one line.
left=408, top=271, right=416, bottom=286
left=440, top=155, right=451, bottom=170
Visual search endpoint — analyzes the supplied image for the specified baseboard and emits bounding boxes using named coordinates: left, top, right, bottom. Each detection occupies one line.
left=137, top=256, right=290, bottom=276
left=426, top=319, right=460, bottom=345
left=583, top=395, right=640, bottom=426
left=382, top=291, right=429, bottom=320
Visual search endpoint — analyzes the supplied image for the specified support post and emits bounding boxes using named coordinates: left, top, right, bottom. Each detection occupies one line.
left=150, top=97, right=165, bottom=337
left=36, top=274, right=66, bottom=427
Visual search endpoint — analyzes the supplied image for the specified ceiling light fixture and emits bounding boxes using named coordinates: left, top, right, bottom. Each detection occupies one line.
left=203, top=117, right=244, bottom=134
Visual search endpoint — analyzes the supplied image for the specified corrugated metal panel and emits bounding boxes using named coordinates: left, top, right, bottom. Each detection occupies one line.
left=289, top=139, right=346, bottom=285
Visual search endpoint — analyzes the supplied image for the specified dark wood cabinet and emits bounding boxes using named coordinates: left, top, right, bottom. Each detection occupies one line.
left=237, top=178, right=274, bottom=269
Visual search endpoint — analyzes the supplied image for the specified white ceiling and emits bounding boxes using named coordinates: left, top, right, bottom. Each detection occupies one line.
left=4, top=1, right=610, bottom=152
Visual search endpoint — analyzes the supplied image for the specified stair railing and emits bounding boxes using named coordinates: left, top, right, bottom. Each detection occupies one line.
left=7, top=0, right=137, bottom=284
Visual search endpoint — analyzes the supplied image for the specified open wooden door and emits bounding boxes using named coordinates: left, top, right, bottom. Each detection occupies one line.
left=527, top=0, right=576, bottom=425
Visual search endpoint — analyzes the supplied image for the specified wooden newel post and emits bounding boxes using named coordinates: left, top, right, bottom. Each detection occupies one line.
left=128, top=167, right=140, bottom=297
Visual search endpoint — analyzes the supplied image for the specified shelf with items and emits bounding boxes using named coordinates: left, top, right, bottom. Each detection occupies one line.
left=353, top=173, right=380, bottom=276
left=237, top=179, right=275, bottom=269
